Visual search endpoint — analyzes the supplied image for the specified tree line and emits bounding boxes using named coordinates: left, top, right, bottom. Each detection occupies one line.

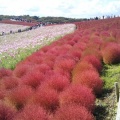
left=0, top=15, right=88, bottom=23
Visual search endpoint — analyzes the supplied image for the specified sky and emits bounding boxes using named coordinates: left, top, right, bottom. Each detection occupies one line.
left=0, top=0, right=120, bottom=18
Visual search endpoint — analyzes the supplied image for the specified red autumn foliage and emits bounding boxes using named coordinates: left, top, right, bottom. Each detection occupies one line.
left=13, top=64, right=30, bottom=78
left=41, top=73, right=70, bottom=92
left=0, top=90, right=6, bottom=100
left=30, top=87, right=59, bottom=112
left=101, top=31, right=111, bottom=37
left=52, top=104, right=95, bottom=120
left=33, top=63, right=51, bottom=74
left=26, top=55, right=43, bottom=64
left=101, top=42, right=120, bottom=64
left=72, top=70, right=103, bottom=94
left=54, top=56, right=76, bottom=72
left=59, top=85, right=95, bottom=112
left=13, top=105, right=49, bottom=120
left=0, top=68, right=12, bottom=79
left=73, top=42, right=87, bottom=51
left=0, top=103, right=16, bottom=120
left=82, top=47, right=102, bottom=60
left=0, top=19, right=38, bottom=26
left=67, top=48, right=82, bottom=59
left=72, top=61, right=97, bottom=76
left=40, top=45, right=53, bottom=53
left=71, top=34, right=81, bottom=43
left=45, top=69, right=71, bottom=80
left=0, top=76, right=19, bottom=90
left=81, top=55, right=103, bottom=73
left=20, top=71, right=45, bottom=89
left=66, top=40, right=76, bottom=46
left=47, top=46, right=61, bottom=56
left=6, top=85, right=34, bottom=110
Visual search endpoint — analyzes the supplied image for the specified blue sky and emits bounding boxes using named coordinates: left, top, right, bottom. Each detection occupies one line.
left=0, top=0, right=120, bottom=18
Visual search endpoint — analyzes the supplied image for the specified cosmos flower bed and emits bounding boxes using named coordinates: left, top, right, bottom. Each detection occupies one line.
left=0, top=18, right=120, bottom=120
left=0, top=24, right=75, bottom=58
left=0, top=23, right=29, bottom=34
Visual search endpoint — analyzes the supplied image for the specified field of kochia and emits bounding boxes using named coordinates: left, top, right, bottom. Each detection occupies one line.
left=0, top=18, right=120, bottom=120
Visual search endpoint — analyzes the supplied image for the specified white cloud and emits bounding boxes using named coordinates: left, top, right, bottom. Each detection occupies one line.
left=0, top=0, right=120, bottom=18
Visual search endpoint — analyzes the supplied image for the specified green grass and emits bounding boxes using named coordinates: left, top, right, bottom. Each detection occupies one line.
left=95, top=64, right=120, bottom=120
left=0, top=46, right=40, bottom=69
left=101, top=64, right=120, bottom=90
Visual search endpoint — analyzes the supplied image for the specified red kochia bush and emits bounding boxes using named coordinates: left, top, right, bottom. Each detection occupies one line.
left=82, top=47, right=102, bottom=60
left=81, top=55, right=103, bottom=73
left=14, top=105, right=49, bottom=120
left=67, top=48, right=82, bottom=60
left=6, top=85, right=34, bottom=110
left=0, top=103, right=16, bottom=120
left=73, top=42, right=87, bottom=51
left=53, top=104, right=95, bottom=120
left=20, top=71, right=45, bottom=89
left=0, top=90, right=6, bottom=100
left=31, top=87, right=59, bottom=112
left=35, top=63, right=51, bottom=74
left=54, top=56, right=76, bottom=72
left=72, top=61, right=97, bottom=76
left=102, top=42, right=120, bottom=64
left=0, top=68, right=12, bottom=79
left=0, top=76, right=18, bottom=90
left=41, top=73, right=70, bottom=92
left=72, top=70, right=103, bottom=94
left=59, top=85, right=95, bottom=112
left=13, top=64, right=30, bottom=78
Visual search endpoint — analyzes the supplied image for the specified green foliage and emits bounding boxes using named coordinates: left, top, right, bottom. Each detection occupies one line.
left=0, top=47, right=39, bottom=70
left=32, top=16, right=39, bottom=20
left=0, top=15, right=86, bottom=23
left=101, top=64, right=120, bottom=90
left=38, top=16, right=85, bottom=23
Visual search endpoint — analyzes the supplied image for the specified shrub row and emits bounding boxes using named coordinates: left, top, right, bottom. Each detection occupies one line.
left=0, top=17, right=120, bottom=120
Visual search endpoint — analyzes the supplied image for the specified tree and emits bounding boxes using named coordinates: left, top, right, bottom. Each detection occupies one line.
left=32, top=16, right=39, bottom=20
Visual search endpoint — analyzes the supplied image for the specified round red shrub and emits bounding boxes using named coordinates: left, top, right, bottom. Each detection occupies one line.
left=66, top=40, right=76, bottom=46
left=13, top=64, right=30, bottom=78
left=35, top=63, right=51, bottom=74
left=0, top=90, right=6, bottom=100
left=0, top=103, right=16, bottom=120
left=72, top=61, right=97, bottom=76
left=40, top=45, right=52, bottom=53
left=101, top=31, right=111, bottom=37
left=31, top=87, right=59, bottom=112
left=73, top=42, right=87, bottom=51
left=72, top=70, right=103, bottom=94
left=6, top=85, right=34, bottom=110
left=0, top=68, right=12, bottom=79
left=81, top=55, right=103, bottom=73
left=20, top=71, right=45, bottom=89
left=102, top=43, right=120, bottom=64
left=13, top=105, right=49, bottom=120
left=1, top=76, right=19, bottom=90
left=67, top=48, right=82, bottom=60
left=54, top=56, right=76, bottom=72
left=82, top=47, right=102, bottom=60
left=41, top=73, right=70, bottom=92
left=27, top=55, right=43, bottom=64
left=59, top=85, right=95, bottom=112
left=53, top=104, right=95, bottom=120
left=54, top=69, right=71, bottom=79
